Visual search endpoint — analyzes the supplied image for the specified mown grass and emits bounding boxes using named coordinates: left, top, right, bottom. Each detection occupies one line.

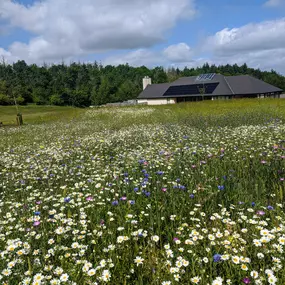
left=0, top=105, right=84, bottom=126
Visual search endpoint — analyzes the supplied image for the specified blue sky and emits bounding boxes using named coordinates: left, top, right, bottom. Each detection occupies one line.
left=0, top=0, right=285, bottom=73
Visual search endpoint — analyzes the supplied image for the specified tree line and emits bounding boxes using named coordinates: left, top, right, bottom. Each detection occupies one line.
left=0, top=60, right=284, bottom=107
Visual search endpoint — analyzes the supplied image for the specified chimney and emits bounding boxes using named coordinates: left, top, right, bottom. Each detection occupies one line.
left=143, top=76, right=152, bottom=90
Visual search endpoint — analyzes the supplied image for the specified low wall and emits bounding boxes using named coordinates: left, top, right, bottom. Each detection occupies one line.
left=137, top=98, right=176, bottom=105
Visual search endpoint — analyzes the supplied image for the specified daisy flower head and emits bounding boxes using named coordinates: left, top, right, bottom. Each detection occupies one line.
left=191, top=276, right=201, bottom=284
left=134, top=256, right=144, bottom=266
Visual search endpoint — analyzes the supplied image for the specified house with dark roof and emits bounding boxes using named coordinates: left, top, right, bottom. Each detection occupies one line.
left=138, top=74, right=283, bottom=105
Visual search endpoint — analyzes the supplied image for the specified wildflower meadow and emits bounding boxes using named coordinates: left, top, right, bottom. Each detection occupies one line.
left=0, top=99, right=284, bottom=285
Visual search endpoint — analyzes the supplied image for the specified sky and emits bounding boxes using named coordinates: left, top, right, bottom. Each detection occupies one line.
left=0, top=0, right=285, bottom=73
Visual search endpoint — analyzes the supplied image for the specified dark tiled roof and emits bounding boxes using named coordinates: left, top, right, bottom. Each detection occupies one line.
left=138, top=74, right=282, bottom=99
left=226, top=75, right=282, bottom=94
left=138, top=83, right=171, bottom=99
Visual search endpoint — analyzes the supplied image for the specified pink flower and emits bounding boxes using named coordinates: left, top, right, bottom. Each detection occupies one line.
left=33, top=221, right=40, bottom=226
left=86, top=196, right=93, bottom=201
left=161, top=188, right=167, bottom=192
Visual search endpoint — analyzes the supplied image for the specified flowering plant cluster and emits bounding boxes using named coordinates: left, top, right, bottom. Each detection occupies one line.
left=0, top=108, right=284, bottom=284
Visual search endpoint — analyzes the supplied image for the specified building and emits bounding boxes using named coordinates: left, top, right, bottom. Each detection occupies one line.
left=137, top=74, right=283, bottom=105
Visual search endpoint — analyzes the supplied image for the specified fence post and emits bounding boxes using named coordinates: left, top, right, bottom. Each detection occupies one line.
left=17, top=113, right=23, bottom=126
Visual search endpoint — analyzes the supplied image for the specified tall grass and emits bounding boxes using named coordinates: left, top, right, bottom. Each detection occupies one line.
left=0, top=99, right=284, bottom=284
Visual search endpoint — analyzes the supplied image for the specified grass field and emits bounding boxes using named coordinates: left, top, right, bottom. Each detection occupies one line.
left=0, top=105, right=83, bottom=126
left=0, top=99, right=284, bottom=284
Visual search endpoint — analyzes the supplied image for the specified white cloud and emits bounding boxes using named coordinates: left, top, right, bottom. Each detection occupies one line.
left=205, top=18, right=285, bottom=56
left=0, top=0, right=196, bottom=63
left=103, top=49, right=164, bottom=67
left=200, top=18, right=285, bottom=73
left=104, top=17, right=285, bottom=74
left=103, top=43, right=197, bottom=67
left=264, top=0, right=284, bottom=7
left=163, top=43, right=193, bottom=62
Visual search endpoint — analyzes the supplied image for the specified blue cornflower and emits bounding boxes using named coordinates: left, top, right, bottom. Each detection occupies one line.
left=213, top=254, right=222, bottom=262
left=156, top=171, right=164, bottom=175
left=251, top=202, right=256, bottom=207
left=129, top=200, right=135, bottom=205
left=267, top=205, right=274, bottom=210
left=134, top=187, right=139, bottom=192
left=34, top=211, right=41, bottom=216
left=189, top=194, right=195, bottom=199
left=218, top=185, right=224, bottom=190
left=144, top=191, right=151, bottom=197
left=64, top=197, right=71, bottom=203
left=112, top=200, right=119, bottom=206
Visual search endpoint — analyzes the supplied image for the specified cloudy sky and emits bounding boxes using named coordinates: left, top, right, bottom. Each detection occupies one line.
left=0, top=0, right=285, bottom=73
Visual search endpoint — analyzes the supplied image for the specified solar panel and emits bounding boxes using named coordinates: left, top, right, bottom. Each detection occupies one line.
left=163, top=82, right=219, bottom=96
left=196, top=73, right=216, bottom=81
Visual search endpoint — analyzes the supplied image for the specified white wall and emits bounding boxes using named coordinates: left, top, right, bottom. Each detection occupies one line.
left=137, top=98, right=176, bottom=105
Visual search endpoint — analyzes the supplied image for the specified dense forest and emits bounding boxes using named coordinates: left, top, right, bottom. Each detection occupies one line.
left=0, top=60, right=284, bottom=107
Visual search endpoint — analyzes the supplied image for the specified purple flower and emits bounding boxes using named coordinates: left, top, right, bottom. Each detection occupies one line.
left=35, top=201, right=42, bottom=205
left=64, top=197, right=71, bottom=203
left=129, top=200, right=135, bottom=205
left=189, top=194, right=195, bottom=199
left=100, top=219, right=105, bottom=225
left=144, top=191, right=151, bottom=197
left=267, top=205, right=274, bottom=210
left=256, top=210, right=265, bottom=216
left=33, top=221, right=40, bottom=227
left=134, top=187, right=139, bottom=192
left=251, top=202, right=256, bottom=207
left=242, top=277, right=251, bottom=284
left=213, top=254, right=222, bottom=262
left=112, top=200, right=119, bottom=206
left=218, top=185, right=224, bottom=190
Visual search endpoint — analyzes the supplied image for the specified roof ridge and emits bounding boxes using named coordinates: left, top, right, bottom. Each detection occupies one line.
left=223, top=76, right=235, bottom=95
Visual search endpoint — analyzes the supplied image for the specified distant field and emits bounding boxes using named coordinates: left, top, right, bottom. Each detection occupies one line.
left=0, top=105, right=83, bottom=125
left=1, top=98, right=285, bottom=127
left=0, top=99, right=285, bottom=284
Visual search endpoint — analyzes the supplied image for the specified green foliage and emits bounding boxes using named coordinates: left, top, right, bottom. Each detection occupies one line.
left=0, top=94, right=12, bottom=105
left=50, top=94, right=64, bottom=106
left=0, top=61, right=284, bottom=107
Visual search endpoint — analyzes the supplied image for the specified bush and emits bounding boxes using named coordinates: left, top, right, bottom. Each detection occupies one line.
left=50, top=94, right=64, bottom=106
left=0, top=94, right=12, bottom=105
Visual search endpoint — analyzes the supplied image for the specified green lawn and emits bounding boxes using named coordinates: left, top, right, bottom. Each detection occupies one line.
left=0, top=105, right=84, bottom=126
